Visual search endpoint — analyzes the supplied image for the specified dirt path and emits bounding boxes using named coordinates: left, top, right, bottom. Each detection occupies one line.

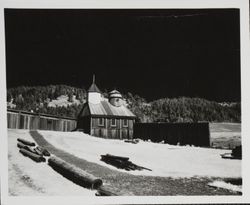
left=29, top=130, right=240, bottom=196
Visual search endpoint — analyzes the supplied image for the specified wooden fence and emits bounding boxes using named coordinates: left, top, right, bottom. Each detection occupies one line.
left=7, top=109, right=211, bottom=145
left=133, top=122, right=210, bottom=147
left=7, top=109, right=77, bottom=132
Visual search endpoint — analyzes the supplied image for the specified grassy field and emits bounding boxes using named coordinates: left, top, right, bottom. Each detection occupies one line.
left=209, top=123, right=241, bottom=149
left=210, top=123, right=241, bottom=133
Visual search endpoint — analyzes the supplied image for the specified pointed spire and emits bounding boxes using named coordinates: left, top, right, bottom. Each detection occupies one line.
left=88, top=74, right=101, bottom=93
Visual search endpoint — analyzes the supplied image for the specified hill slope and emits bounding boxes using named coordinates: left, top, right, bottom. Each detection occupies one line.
left=7, top=85, right=241, bottom=122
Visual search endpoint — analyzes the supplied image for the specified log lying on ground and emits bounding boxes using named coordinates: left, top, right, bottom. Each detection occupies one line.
left=17, top=138, right=35, bottom=146
left=17, top=142, right=37, bottom=154
left=100, top=154, right=152, bottom=171
left=102, top=154, right=129, bottom=161
left=96, top=185, right=134, bottom=196
left=17, top=142, right=28, bottom=149
left=124, top=139, right=139, bottom=144
left=17, top=142, right=50, bottom=157
left=19, top=148, right=46, bottom=162
left=220, top=153, right=234, bottom=159
left=17, top=142, right=43, bottom=156
left=48, top=156, right=103, bottom=189
left=36, top=146, right=51, bottom=156
left=33, top=147, right=43, bottom=156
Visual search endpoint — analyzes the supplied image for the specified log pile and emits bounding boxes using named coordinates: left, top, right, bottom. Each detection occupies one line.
left=36, top=146, right=51, bottom=156
left=15, top=138, right=138, bottom=195
left=18, top=142, right=40, bottom=155
left=19, top=148, right=46, bottom=162
left=17, top=138, right=49, bottom=162
left=100, top=154, right=152, bottom=171
left=16, top=138, right=103, bottom=191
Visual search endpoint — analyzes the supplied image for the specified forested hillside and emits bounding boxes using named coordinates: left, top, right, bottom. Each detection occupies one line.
left=125, top=93, right=241, bottom=123
left=7, top=85, right=86, bottom=118
left=7, top=85, right=241, bottom=122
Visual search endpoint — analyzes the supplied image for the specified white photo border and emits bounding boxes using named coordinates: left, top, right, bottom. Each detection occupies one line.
left=0, top=0, right=249, bottom=204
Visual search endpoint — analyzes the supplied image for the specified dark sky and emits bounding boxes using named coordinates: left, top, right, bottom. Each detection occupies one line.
left=4, top=9, right=240, bottom=102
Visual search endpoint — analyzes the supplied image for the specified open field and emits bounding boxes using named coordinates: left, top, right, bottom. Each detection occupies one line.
left=210, top=123, right=241, bottom=133
left=209, top=123, right=241, bottom=149
left=8, top=129, right=241, bottom=196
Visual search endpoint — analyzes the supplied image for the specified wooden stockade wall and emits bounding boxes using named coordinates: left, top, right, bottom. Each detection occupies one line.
left=133, top=122, right=210, bottom=147
left=7, top=109, right=77, bottom=132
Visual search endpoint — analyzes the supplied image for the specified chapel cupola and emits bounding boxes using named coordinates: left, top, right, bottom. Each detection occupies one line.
left=109, top=89, right=123, bottom=107
left=87, top=75, right=101, bottom=104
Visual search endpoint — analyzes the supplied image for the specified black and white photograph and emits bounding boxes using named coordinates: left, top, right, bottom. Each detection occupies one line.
left=0, top=0, right=250, bottom=204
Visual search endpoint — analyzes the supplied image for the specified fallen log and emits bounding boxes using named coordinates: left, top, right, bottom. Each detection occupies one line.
left=136, top=165, right=152, bottom=171
left=101, top=157, right=127, bottom=169
left=48, top=156, right=102, bottom=189
left=124, top=139, right=140, bottom=144
left=124, top=140, right=138, bottom=144
left=100, top=154, right=152, bottom=171
left=17, top=142, right=42, bottom=155
left=36, top=146, right=51, bottom=156
left=17, top=138, right=35, bottom=146
left=96, top=185, right=134, bottom=196
left=101, top=154, right=129, bottom=161
left=17, top=142, right=28, bottom=149
left=220, top=153, right=241, bottom=160
left=125, top=162, right=138, bottom=171
left=19, top=148, right=46, bottom=162
left=33, top=147, right=43, bottom=156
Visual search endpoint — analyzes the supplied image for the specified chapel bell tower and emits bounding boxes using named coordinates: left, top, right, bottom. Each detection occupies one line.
left=87, top=75, right=101, bottom=104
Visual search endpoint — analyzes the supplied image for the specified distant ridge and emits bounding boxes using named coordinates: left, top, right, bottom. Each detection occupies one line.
left=7, top=85, right=241, bottom=123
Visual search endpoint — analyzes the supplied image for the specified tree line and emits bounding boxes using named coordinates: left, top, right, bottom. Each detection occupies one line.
left=7, top=85, right=85, bottom=118
left=7, top=85, right=241, bottom=122
left=125, top=93, right=241, bottom=123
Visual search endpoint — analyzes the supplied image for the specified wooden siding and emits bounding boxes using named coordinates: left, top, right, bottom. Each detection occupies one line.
left=90, top=117, right=134, bottom=139
left=7, top=110, right=77, bottom=132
